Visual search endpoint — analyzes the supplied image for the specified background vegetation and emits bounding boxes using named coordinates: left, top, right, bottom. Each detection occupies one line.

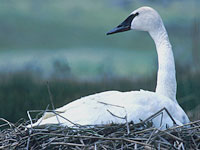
left=0, top=0, right=199, bottom=123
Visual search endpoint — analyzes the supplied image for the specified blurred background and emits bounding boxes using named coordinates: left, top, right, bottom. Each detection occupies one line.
left=0, top=0, right=199, bottom=123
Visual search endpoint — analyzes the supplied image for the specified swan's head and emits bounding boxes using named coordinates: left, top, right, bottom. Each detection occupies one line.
left=107, top=6, right=163, bottom=35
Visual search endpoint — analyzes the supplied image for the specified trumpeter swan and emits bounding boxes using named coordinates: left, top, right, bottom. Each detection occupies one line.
left=28, top=6, right=189, bottom=129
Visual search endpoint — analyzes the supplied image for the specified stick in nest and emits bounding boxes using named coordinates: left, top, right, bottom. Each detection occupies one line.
left=46, top=81, right=60, bottom=124
left=142, top=107, right=177, bottom=128
left=98, top=101, right=130, bottom=134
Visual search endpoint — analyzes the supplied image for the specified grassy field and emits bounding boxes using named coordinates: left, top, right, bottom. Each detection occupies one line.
left=0, top=69, right=199, bottom=123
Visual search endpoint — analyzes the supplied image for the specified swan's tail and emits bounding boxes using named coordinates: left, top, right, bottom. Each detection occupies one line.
left=26, top=111, right=65, bottom=128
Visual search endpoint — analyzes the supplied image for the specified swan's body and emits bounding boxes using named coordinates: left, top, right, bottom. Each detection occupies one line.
left=29, top=91, right=187, bottom=128
left=28, top=6, right=189, bottom=129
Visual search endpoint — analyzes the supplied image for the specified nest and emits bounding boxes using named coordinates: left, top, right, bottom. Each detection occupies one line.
left=0, top=111, right=200, bottom=150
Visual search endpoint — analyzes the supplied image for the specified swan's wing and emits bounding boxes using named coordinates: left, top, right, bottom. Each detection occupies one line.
left=29, top=91, right=126, bottom=127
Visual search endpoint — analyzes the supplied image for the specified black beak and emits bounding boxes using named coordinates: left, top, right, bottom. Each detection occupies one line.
left=106, top=13, right=138, bottom=35
left=106, top=25, right=130, bottom=35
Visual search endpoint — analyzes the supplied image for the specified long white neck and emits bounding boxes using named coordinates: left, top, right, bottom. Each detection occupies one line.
left=149, top=24, right=177, bottom=103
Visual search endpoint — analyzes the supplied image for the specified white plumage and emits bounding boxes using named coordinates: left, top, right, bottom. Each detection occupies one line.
left=28, top=6, right=189, bottom=129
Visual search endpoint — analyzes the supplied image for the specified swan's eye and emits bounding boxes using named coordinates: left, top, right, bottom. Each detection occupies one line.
left=135, top=12, right=139, bottom=16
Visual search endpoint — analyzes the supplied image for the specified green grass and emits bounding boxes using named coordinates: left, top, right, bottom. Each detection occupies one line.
left=0, top=68, right=199, bottom=123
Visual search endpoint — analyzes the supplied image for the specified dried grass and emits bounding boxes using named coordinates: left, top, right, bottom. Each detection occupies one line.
left=0, top=113, right=200, bottom=150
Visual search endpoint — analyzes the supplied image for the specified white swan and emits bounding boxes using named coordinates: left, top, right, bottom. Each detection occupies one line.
left=28, top=6, right=189, bottom=129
